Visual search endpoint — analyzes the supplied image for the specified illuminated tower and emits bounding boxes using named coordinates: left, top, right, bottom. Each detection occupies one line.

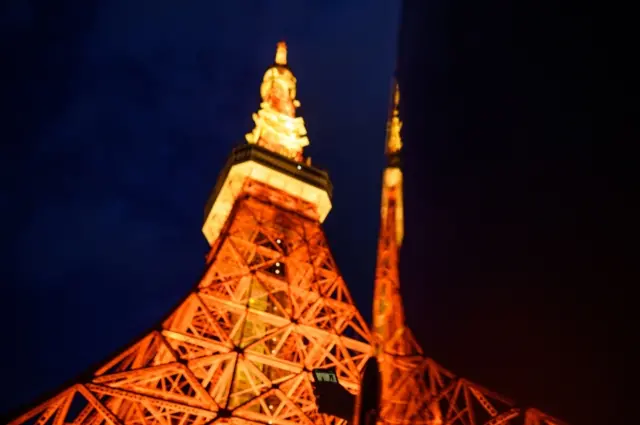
left=372, top=83, right=568, bottom=425
left=9, top=42, right=371, bottom=425
left=8, top=42, right=568, bottom=425
left=372, top=82, right=442, bottom=425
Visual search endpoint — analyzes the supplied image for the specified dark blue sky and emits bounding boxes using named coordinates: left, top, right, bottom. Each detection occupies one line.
left=2, top=1, right=620, bottom=424
left=2, top=0, right=400, bottom=413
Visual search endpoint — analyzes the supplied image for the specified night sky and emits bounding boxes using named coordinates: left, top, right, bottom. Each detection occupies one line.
left=1, top=1, right=617, bottom=425
left=397, top=1, right=620, bottom=424
left=2, top=0, right=399, bottom=417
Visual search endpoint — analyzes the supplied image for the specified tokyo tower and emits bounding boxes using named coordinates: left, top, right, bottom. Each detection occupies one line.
left=7, top=42, right=566, bottom=425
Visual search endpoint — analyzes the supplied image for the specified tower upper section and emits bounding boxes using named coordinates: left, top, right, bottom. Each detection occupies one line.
left=385, top=83, right=403, bottom=157
left=202, top=42, right=332, bottom=246
left=245, top=41, right=310, bottom=162
left=381, top=82, right=404, bottom=247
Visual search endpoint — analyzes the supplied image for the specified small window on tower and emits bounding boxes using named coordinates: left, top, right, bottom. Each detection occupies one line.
left=275, top=237, right=288, bottom=255
left=265, top=261, right=287, bottom=278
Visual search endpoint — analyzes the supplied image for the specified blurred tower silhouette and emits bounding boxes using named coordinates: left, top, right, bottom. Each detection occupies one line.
left=370, top=82, right=567, bottom=425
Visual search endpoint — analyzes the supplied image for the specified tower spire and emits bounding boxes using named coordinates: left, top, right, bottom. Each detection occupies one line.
left=372, top=80, right=415, bottom=357
left=373, top=79, right=439, bottom=424
left=275, top=40, right=287, bottom=65
left=386, top=82, right=403, bottom=157
left=246, top=41, right=310, bottom=162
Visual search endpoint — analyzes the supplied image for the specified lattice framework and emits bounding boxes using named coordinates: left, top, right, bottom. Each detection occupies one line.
left=11, top=182, right=370, bottom=425
left=8, top=42, right=568, bottom=425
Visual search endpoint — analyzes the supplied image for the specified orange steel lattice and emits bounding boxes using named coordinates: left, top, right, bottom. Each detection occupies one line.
left=10, top=188, right=370, bottom=425
left=9, top=43, right=567, bottom=425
